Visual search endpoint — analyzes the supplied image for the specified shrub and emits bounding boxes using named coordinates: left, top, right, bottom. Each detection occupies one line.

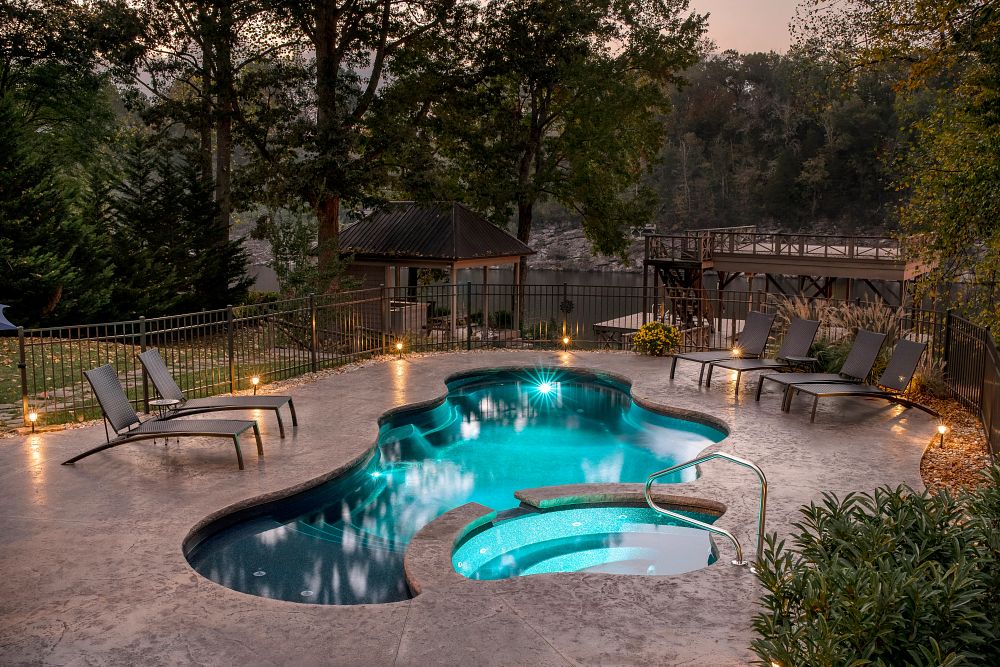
left=912, top=357, right=951, bottom=398
left=632, top=321, right=681, bottom=356
left=752, top=467, right=1000, bottom=667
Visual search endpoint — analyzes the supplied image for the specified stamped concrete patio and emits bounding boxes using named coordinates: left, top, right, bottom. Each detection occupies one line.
left=0, top=350, right=934, bottom=666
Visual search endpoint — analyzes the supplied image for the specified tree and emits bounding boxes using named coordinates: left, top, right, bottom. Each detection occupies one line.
left=794, top=0, right=1000, bottom=329
left=421, top=0, right=704, bottom=276
left=272, top=0, right=468, bottom=280
left=105, top=132, right=251, bottom=317
left=0, top=96, right=113, bottom=326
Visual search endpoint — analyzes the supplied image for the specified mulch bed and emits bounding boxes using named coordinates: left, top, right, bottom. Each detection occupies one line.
left=917, top=393, right=994, bottom=494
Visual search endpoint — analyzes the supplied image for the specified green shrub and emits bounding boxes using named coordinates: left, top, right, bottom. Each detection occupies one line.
left=632, top=321, right=681, bottom=356
left=752, top=467, right=1000, bottom=666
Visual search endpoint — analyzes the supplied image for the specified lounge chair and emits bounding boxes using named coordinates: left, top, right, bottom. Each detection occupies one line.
left=755, top=328, right=887, bottom=409
left=669, top=311, right=777, bottom=384
left=704, top=318, right=821, bottom=397
left=785, top=339, right=938, bottom=422
left=63, top=365, right=263, bottom=469
left=138, top=349, right=297, bottom=438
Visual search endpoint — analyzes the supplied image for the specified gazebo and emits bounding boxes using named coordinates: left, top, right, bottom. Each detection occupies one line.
left=340, top=201, right=534, bottom=334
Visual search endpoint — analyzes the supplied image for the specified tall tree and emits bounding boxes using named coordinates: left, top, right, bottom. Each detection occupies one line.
left=794, top=0, right=1000, bottom=329
left=423, top=0, right=705, bottom=274
left=275, top=0, right=467, bottom=278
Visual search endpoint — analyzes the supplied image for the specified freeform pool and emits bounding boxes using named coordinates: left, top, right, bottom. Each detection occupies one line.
left=453, top=505, right=719, bottom=580
left=186, top=368, right=725, bottom=605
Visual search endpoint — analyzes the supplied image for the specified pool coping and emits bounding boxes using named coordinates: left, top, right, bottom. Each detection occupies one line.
left=403, top=489, right=728, bottom=595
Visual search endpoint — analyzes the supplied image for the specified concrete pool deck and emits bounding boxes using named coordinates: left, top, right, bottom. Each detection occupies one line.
left=0, top=350, right=934, bottom=666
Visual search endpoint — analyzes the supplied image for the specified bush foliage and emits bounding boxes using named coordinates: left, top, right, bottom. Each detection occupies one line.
left=752, top=467, right=1000, bottom=666
left=632, top=321, right=681, bottom=356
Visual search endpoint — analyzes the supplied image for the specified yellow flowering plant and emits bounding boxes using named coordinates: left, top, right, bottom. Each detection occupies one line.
left=632, top=321, right=681, bottom=356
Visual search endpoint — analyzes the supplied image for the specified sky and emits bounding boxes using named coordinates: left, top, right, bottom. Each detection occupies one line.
left=691, top=0, right=800, bottom=54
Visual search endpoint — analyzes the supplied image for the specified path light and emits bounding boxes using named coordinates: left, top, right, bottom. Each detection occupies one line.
left=731, top=346, right=742, bottom=358
left=562, top=335, right=571, bottom=348
left=28, top=410, right=38, bottom=433
left=251, top=375, right=260, bottom=395
left=938, top=423, right=947, bottom=448
left=395, top=340, right=404, bottom=358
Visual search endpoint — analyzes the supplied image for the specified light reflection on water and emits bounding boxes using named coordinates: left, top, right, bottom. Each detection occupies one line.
left=188, top=370, right=723, bottom=605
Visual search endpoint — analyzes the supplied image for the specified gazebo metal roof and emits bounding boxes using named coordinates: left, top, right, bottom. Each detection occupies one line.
left=340, top=201, right=533, bottom=263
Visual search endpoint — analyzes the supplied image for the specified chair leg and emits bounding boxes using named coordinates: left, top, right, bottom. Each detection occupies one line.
left=288, top=399, right=298, bottom=426
left=755, top=376, right=766, bottom=401
left=233, top=436, right=245, bottom=470
left=733, top=371, right=741, bottom=397
left=253, top=423, right=264, bottom=456
left=670, top=357, right=678, bottom=380
left=704, top=363, right=713, bottom=387
left=275, top=409, right=285, bottom=438
left=810, top=396, right=819, bottom=422
left=783, top=386, right=794, bottom=412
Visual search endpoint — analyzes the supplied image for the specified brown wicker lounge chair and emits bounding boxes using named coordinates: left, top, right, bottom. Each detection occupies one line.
left=138, top=349, right=297, bottom=438
left=705, top=318, right=821, bottom=397
left=64, top=365, right=263, bottom=469
left=669, top=311, right=776, bottom=385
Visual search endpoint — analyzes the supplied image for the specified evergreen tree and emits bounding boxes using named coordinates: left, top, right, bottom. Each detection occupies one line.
left=0, top=96, right=113, bottom=326
left=106, top=133, right=251, bottom=317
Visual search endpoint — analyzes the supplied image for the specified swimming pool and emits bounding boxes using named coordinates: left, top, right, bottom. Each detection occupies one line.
left=186, top=368, right=725, bottom=605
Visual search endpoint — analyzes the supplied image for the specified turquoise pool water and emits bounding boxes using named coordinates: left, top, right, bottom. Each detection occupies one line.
left=453, top=505, right=719, bottom=580
left=186, top=368, right=724, bottom=605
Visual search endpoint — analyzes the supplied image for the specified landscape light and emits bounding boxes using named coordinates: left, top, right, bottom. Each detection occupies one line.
left=251, top=375, right=260, bottom=395
left=395, top=341, right=404, bottom=358
left=28, top=410, right=38, bottom=433
left=731, top=346, right=742, bottom=358
left=562, top=335, right=570, bottom=347
left=938, top=423, right=947, bottom=447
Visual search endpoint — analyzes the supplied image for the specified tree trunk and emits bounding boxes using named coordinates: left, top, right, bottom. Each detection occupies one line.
left=312, top=1, right=342, bottom=280
left=213, top=0, right=234, bottom=246
left=316, top=194, right=340, bottom=290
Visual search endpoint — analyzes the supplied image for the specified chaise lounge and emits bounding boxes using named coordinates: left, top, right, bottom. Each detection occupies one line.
left=64, top=364, right=263, bottom=470
left=669, top=311, right=776, bottom=385
left=138, top=349, right=297, bottom=438
left=784, top=339, right=938, bottom=422
left=755, top=328, right=887, bottom=409
left=704, top=317, right=821, bottom=397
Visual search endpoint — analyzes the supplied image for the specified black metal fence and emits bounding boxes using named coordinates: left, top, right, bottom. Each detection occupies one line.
left=5, top=284, right=998, bottom=457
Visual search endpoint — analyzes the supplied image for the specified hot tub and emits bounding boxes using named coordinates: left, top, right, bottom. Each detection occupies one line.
left=452, top=504, right=719, bottom=580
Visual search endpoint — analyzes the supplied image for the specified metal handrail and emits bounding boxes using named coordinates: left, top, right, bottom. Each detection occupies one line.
left=643, top=451, right=768, bottom=567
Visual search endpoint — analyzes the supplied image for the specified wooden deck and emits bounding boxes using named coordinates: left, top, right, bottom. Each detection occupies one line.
left=645, top=229, right=930, bottom=281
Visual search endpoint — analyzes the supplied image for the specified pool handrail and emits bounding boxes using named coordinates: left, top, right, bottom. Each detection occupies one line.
left=643, top=451, right=768, bottom=567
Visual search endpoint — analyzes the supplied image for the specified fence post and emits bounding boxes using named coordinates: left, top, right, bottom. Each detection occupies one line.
left=562, top=282, right=568, bottom=339
left=18, top=327, right=29, bottom=426
left=226, top=305, right=235, bottom=393
left=942, top=308, right=953, bottom=378
left=381, top=285, right=390, bottom=352
left=139, top=316, right=149, bottom=412
left=466, top=282, right=473, bottom=351
left=309, top=293, right=319, bottom=372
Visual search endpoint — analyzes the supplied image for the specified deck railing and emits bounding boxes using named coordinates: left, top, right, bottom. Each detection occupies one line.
left=5, top=285, right=998, bottom=458
left=645, top=229, right=903, bottom=263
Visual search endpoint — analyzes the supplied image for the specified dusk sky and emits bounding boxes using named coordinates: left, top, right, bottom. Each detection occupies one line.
left=692, top=0, right=800, bottom=53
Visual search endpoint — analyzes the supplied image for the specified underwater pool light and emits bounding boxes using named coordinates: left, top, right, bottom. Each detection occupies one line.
left=537, top=382, right=552, bottom=394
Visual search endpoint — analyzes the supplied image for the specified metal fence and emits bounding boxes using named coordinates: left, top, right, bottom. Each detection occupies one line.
left=5, top=284, right=999, bottom=457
